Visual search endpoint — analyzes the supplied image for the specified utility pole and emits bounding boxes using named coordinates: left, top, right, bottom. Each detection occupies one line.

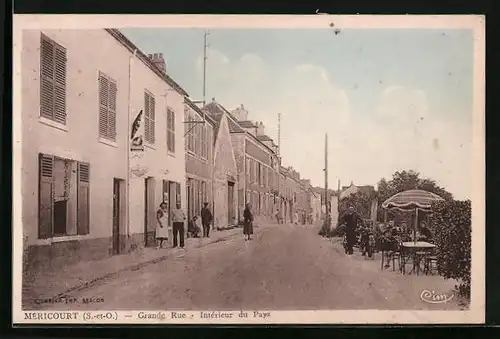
left=325, top=133, right=329, bottom=214
left=277, top=113, right=281, bottom=218
left=202, top=29, right=210, bottom=107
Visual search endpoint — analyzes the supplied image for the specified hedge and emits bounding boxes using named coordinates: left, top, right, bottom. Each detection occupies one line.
left=429, top=199, right=472, bottom=299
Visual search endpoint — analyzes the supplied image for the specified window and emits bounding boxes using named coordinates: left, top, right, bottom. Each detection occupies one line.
left=40, top=34, right=67, bottom=124
left=144, top=91, right=156, bottom=144
left=184, top=108, right=188, bottom=150
left=187, top=111, right=195, bottom=153
left=246, top=158, right=250, bottom=182
left=201, top=181, right=207, bottom=204
left=167, top=108, right=175, bottom=153
left=201, top=124, right=207, bottom=160
left=98, top=72, right=117, bottom=141
left=38, top=153, right=90, bottom=238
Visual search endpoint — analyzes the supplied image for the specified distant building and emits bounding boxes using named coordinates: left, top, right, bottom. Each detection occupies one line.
left=211, top=108, right=239, bottom=229
left=339, top=182, right=375, bottom=200
left=184, top=98, right=216, bottom=223
left=204, top=100, right=280, bottom=223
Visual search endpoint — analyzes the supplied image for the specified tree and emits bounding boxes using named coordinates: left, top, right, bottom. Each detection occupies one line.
left=429, top=199, right=471, bottom=299
left=339, top=191, right=373, bottom=219
left=376, top=170, right=453, bottom=222
left=377, top=170, right=453, bottom=205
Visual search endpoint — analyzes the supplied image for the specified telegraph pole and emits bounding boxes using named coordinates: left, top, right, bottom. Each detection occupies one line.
left=202, top=30, right=210, bottom=107
left=277, top=113, right=281, bottom=218
left=324, top=133, right=329, bottom=214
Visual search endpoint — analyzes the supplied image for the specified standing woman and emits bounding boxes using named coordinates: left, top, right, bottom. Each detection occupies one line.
left=243, top=203, right=254, bottom=241
left=156, top=202, right=169, bottom=249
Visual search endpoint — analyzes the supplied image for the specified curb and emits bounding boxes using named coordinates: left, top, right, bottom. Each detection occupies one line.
left=43, top=228, right=244, bottom=304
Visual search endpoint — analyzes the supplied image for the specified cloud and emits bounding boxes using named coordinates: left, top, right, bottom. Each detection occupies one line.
left=197, top=50, right=472, bottom=200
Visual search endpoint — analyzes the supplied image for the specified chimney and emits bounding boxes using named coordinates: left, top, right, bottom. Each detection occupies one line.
left=149, top=52, right=166, bottom=73
left=231, top=104, right=249, bottom=121
left=257, top=121, right=265, bottom=136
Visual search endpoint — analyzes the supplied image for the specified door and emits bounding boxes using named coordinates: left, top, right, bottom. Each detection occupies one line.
left=228, top=182, right=235, bottom=225
left=144, top=177, right=155, bottom=247
left=112, top=178, right=121, bottom=255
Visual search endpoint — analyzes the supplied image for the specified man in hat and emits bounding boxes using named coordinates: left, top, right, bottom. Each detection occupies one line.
left=201, top=202, right=213, bottom=237
left=340, top=205, right=363, bottom=255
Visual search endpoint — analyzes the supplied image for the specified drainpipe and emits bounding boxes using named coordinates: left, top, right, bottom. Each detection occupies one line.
left=126, top=48, right=138, bottom=243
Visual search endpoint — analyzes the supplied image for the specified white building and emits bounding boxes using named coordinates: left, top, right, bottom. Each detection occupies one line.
left=20, top=29, right=188, bottom=267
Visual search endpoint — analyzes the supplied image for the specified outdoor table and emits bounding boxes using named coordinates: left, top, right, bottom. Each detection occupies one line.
left=400, top=241, right=436, bottom=275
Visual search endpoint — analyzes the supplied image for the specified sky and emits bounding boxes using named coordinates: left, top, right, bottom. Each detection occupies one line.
left=121, top=28, right=474, bottom=200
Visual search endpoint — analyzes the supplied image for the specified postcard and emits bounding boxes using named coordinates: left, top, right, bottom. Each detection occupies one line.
left=12, top=14, right=485, bottom=325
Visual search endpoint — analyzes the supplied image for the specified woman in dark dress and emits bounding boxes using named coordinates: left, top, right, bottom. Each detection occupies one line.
left=243, top=203, right=254, bottom=241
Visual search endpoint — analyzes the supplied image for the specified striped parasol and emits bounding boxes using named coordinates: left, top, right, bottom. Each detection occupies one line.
left=382, top=189, right=445, bottom=212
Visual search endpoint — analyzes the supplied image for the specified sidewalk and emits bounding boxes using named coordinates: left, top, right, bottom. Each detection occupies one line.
left=22, top=225, right=252, bottom=309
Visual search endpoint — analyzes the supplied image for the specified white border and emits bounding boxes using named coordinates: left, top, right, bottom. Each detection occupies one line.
left=12, top=14, right=485, bottom=325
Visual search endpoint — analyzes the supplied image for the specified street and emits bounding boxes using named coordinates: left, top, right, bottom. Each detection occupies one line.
left=41, top=223, right=461, bottom=311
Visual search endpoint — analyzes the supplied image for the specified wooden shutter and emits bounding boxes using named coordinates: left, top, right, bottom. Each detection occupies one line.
left=170, top=110, right=175, bottom=153
left=40, top=35, right=54, bottom=120
left=176, top=182, right=181, bottom=206
left=108, top=80, right=117, bottom=140
left=77, top=162, right=90, bottom=235
left=149, top=94, right=156, bottom=144
left=144, top=92, right=150, bottom=143
left=99, top=74, right=109, bottom=138
left=53, top=44, right=67, bottom=124
left=38, top=153, right=54, bottom=239
left=167, top=109, right=175, bottom=153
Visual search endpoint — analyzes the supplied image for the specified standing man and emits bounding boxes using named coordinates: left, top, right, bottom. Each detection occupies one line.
left=340, top=205, right=362, bottom=255
left=172, top=203, right=186, bottom=249
left=201, top=202, right=213, bottom=238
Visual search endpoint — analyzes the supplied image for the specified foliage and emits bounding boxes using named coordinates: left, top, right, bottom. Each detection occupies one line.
left=339, top=191, right=373, bottom=219
left=429, top=199, right=471, bottom=299
left=376, top=170, right=454, bottom=221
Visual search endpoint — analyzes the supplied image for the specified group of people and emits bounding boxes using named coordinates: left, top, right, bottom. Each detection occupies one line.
left=155, top=202, right=214, bottom=249
left=156, top=201, right=257, bottom=247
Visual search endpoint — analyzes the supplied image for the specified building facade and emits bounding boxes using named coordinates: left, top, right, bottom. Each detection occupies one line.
left=20, top=29, right=189, bottom=269
left=204, top=100, right=281, bottom=224
left=184, top=98, right=215, bottom=223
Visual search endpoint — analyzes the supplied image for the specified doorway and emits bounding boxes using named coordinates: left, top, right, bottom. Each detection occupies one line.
left=144, top=177, right=155, bottom=247
left=228, top=181, right=235, bottom=225
left=112, top=178, right=122, bottom=255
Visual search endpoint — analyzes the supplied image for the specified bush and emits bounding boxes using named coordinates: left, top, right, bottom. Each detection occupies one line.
left=429, top=200, right=471, bottom=299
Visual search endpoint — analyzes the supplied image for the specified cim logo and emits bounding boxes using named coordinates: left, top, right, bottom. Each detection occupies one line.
left=420, top=289, right=454, bottom=304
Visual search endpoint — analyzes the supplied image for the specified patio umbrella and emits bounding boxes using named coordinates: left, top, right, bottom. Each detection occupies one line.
left=381, top=189, right=445, bottom=242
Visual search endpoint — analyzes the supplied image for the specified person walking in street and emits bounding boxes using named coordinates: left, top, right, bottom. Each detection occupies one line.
left=172, top=203, right=186, bottom=249
left=201, top=202, right=213, bottom=238
left=243, top=203, right=254, bottom=241
left=155, top=202, right=169, bottom=249
left=275, top=209, right=281, bottom=224
left=339, top=205, right=362, bottom=255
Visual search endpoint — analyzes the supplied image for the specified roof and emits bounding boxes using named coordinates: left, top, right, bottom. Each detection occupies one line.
left=238, top=120, right=257, bottom=128
left=203, top=102, right=246, bottom=133
left=184, top=97, right=216, bottom=126
left=339, top=184, right=375, bottom=200
left=106, top=29, right=189, bottom=97
left=257, top=135, right=273, bottom=142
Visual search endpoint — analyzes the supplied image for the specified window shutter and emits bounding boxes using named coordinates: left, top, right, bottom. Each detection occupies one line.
left=176, top=182, right=181, bottom=206
left=99, top=74, right=109, bottom=138
left=38, top=153, right=54, bottom=239
left=171, top=110, right=175, bottom=153
left=77, top=162, right=90, bottom=235
left=108, top=80, right=117, bottom=140
left=150, top=95, right=156, bottom=144
left=40, top=36, right=54, bottom=120
left=53, top=44, right=67, bottom=124
left=144, top=92, right=150, bottom=143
